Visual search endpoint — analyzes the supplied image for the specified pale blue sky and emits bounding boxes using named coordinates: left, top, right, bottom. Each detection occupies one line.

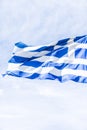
left=0, top=0, right=87, bottom=130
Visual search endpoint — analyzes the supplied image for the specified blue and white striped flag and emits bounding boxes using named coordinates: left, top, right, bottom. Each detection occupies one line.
left=5, top=35, right=87, bottom=83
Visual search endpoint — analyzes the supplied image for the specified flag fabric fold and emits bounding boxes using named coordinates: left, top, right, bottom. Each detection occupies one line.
left=5, top=35, right=87, bottom=83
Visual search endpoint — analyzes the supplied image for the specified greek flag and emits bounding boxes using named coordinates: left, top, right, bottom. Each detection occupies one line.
left=5, top=35, right=87, bottom=83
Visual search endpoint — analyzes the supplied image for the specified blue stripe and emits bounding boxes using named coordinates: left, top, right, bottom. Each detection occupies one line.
left=15, top=42, right=28, bottom=48
left=74, top=35, right=87, bottom=43
left=15, top=38, right=70, bottom=50
left=75, top=48, right=87, bottom=59
left=22, top=60, right=43, bottom=67
left=44, top=62, right=87, bottom=70
left=30, top=45, right=54, bottom=52
left=9, top=47, right=68, bottom=63
left=9, top=56, right=29, bottom=63
left=6, top=71, right=61, bottom=81
left=46, top=47, right=68, bottom=58
left=6, top=70, right=87, bottom=83
left=62, top=74, right=87, bottom=83
left=15, top=42, right=54, bottom=52
left=9, top=56, right=41, bottom=63
left=57, top=38, right=70, bottom=46
left=9, top=56, right=87, bottom=70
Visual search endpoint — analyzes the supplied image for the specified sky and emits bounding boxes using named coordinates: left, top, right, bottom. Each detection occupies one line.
left=0, top=0, right=87, bottom=130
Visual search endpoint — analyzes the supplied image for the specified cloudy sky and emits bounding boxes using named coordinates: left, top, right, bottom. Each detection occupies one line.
left=0, top=0, right=87, bottom=130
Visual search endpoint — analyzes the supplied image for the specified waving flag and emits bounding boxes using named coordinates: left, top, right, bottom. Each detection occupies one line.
left=5, top=35, right=87, bottom=83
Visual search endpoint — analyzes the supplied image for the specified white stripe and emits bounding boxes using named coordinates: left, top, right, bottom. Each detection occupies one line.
left=13, top=46, right=21, bottom=53
left=62, top=69, right=87, bottom=77
left=7, top=64, right=61, bottom=76
left=7, top=63, right=87, bottom=77
left=32, top=56, right=87, bottom=65
left=75, top=44, right=87, bottom=49
left=67, top=39, right=75, bottom=59
left=14, top=50, right=49, bottom=58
